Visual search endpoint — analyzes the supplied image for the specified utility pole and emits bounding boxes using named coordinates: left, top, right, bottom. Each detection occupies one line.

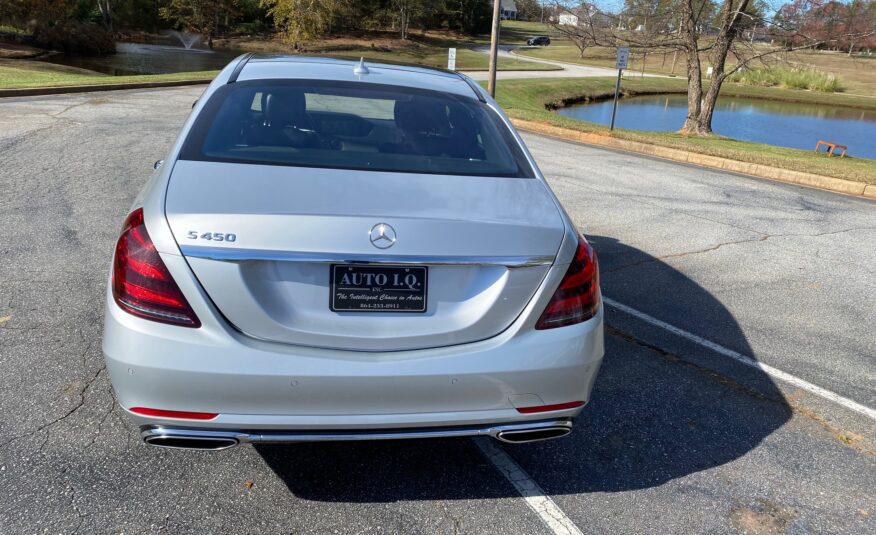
left=487, top=0, right=501, bottom=97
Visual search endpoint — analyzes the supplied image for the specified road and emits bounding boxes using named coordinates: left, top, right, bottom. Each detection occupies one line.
left=0, top=87, right=874, bottom=534
left=465, top=45, right=660, bottom=80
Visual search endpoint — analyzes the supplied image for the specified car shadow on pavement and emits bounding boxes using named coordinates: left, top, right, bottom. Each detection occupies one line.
left=255, top=235, right=793, bottom=500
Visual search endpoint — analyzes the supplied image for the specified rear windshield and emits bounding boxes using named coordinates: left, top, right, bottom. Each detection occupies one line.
left=179, top=79, right=534, bottom=177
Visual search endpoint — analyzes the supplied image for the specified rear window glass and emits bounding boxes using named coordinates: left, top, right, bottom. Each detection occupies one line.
left=179, top=80, right=534, bottom=178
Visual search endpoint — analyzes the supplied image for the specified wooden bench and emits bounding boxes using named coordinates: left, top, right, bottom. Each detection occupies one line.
left=815, top=140, right=848, bottom=158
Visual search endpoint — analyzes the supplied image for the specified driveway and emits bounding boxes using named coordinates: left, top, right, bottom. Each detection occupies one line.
left=0, top=87, right=874, bottom=534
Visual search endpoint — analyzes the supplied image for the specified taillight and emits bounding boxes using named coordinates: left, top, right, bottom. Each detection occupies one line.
left=516, top=401, right=585, bottom=414
left=112, top=208, right=200, bottom=327
left=130, top=407, right=217, bottom=420
left=535, top=236, right=600, bottom=330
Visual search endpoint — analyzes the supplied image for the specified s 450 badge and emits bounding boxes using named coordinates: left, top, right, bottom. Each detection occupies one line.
left=186, top=231, right=236, bottom=242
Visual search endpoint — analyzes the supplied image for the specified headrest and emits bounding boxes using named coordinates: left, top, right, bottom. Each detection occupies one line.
left=395, top=98, right=451, bottom=135
left=264, top=88, right=307, bottom=128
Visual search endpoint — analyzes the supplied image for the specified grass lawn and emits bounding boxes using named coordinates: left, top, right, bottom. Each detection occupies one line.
left=492, top=20, right=572, bottom=45
left=515, top=45, right=876, bottom=98
left=489, top=77, right=876, bottom=184
left=218, top=33, right=559, bottom=72
left=0, top=59, right=217, bottom=89
left=0, top=42, right=43, bottom=59
left=323, top=47, right=554, bottom=71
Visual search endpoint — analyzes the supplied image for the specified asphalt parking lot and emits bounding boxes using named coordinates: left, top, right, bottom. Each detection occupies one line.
left=1, top=87, right=874, bottom=534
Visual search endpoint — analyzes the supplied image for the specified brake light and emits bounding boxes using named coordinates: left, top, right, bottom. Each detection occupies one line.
left=535, top=236, right=600, bottom=329
left=112, top=208, right=200, bottom=327
left=130, top=407, right=217, bottom=420
left=516, top=401, right=585, bottom=414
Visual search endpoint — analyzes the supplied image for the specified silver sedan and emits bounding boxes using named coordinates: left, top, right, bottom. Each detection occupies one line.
left=102, top=55, right=604, bottom=450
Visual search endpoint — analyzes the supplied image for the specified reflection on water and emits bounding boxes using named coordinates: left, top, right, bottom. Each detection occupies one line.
left=557, top=94, right=876, bottom=159
left=40, top=42, right=244, bottom=76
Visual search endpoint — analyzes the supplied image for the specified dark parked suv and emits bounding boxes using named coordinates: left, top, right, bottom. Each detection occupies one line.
left=527, top=36, right=551, bottom=46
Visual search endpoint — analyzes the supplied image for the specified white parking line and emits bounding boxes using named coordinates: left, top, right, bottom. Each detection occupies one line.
left=474, top=438, right=584, bottom=535
left=604, top=297, right=876, bottom=422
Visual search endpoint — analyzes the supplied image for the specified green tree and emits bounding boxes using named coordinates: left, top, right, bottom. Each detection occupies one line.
left=391, top=0, right=427, bottom=39
left=515, top=0, right=545, bottom=21
left=259, top=0, right=342, bottom=48
left=440, top=0, right=492, bottom=34
left=160, top=0, right=239, bottom=48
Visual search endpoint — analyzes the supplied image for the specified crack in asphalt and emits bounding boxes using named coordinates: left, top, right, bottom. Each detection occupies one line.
left=435, top=501, right=463, bottom=535
left=601, top=225, right=876, bottom=274
left=605, top=324, right=876, bottom=456
left=602, top=235, right=769, bottom=274
left=0, top=340, right=106, bottom=451
left=605, top=325, right=778, bottom=403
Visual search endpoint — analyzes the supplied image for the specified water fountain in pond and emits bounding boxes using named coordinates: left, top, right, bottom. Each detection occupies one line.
left=166, top=30, right=203, bottom=50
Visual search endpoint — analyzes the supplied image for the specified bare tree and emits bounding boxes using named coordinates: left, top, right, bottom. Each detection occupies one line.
left=840, top=0, right=876, bottom=55
left=548, top=3, right=613, bottom=58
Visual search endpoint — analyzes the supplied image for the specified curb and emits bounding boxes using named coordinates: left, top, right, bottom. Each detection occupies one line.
left=0, top=79, right=211, bottom=98
left=510, top=119, right=875, bottom=200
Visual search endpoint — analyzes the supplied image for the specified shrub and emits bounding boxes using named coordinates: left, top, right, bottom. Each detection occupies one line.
left=729, top=66, right=843, bottom=93
left=32, top=22, right=115, bottom=56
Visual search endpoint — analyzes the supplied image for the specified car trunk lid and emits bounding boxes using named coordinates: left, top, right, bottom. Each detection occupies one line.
left=165, top=161, right=565, bottom=351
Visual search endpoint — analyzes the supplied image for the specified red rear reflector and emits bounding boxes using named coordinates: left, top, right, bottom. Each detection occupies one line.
left=535, top=236, right=600, bottom=330
left=516, top=401, right=585, bottom=414
left=130, top=407, right=218, bottom=420
left=112, top=208, right=200, bottom=327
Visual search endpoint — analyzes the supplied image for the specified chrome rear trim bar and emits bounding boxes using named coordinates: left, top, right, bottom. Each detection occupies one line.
left=140, top=419, right=572, bottom=450
left=180, top=245, right=554, bottom=269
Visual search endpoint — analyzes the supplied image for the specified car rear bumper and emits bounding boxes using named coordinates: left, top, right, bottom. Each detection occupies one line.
left=139, top=418, right=575, bottom=450
left=103, top=288, right=604, bottom=437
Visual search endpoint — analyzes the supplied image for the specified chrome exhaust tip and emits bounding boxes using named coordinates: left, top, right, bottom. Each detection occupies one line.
left=142, top=430, right=239, bottom=451
left=496, top=425, right=572, bottom=444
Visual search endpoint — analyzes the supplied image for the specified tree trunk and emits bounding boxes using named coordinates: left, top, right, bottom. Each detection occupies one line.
left=679, top=0, right=703, bottom=134
left=97, top=0, right=113, bottom=32
left=695, top=0, right=750, bottom=134
left=399, top=7, right=408, bottom=40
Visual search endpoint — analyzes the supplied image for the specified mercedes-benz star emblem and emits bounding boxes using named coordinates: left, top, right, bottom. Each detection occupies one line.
left=369, top=223, right=397, bottom=249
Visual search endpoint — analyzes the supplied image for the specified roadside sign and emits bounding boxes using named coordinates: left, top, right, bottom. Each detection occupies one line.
left=448, top=48, right=457, bottom=71
left=616, top=47, right=630, bottom=70
left=611, top=47, right=629, bottom=130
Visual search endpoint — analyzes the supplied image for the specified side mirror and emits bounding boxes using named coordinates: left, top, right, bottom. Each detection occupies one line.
left=153, top=160, right=164, bottom=170
left=192, top=99, right=198, bottom=109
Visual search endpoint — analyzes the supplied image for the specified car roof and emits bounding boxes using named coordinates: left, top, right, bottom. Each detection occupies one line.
left=234, top=55, right=482, bottom=100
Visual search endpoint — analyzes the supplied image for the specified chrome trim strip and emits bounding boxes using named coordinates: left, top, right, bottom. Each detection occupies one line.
left=140, top=419, right=572, bottom=450
left=179, top=245, right=554, bottom=269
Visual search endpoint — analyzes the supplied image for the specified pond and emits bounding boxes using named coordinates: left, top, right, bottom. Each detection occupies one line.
left=41, top=42, right=245, bottom=76
left=556, top=94, right=876, bottom=160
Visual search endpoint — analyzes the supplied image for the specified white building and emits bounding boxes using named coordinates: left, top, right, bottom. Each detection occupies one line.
left=558, top=11, right=579, bottom=26
left=500, top=0, right=518, bottom=20
left=558, top=5, right=599, bottom=26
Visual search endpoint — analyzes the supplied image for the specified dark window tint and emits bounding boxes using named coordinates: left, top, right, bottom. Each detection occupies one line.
left=180, top=80, right=534, bottom=177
